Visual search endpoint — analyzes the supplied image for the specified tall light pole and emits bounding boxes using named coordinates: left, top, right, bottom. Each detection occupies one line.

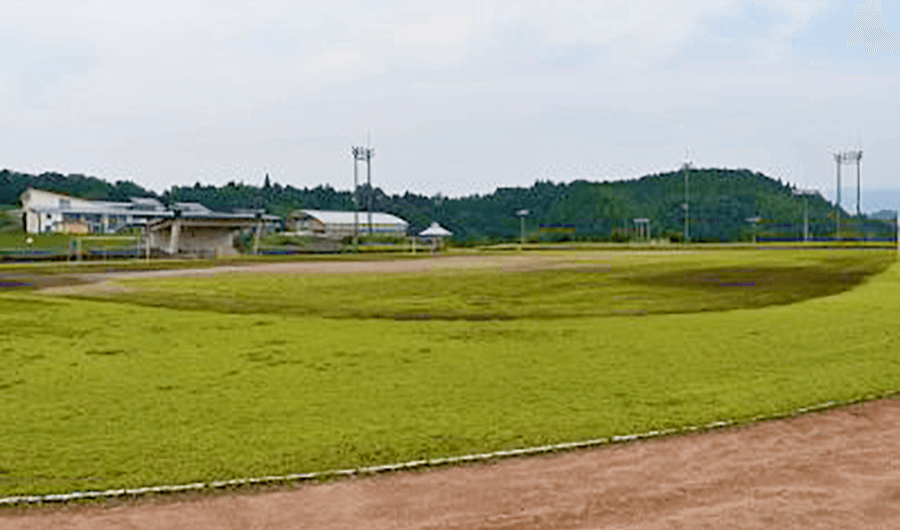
left=516, top=209, right=529, bottom=250
left=832, top=148, right=863, bottom=240
left=365, top=147, right=374, bottom=235
left=852, top=150, right=863, bottom=217
left=682, top=155, right=692, bottom=244
left=351, top=146, right=367, bottom=252
left=832, top=152, right=842, bottom=240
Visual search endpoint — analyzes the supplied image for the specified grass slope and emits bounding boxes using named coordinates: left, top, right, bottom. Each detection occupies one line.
left=0, top=250, right=898, bottom=497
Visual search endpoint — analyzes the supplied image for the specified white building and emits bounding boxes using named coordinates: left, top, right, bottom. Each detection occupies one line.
left=286, top=209, right=409, bottom=239
left=20, top=188, right=168, bottom=234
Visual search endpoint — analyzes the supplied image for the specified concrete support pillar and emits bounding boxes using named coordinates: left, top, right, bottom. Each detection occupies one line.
left=169, top=221, right=181, bottom=255
left=102, top=213, right=109, bottom=234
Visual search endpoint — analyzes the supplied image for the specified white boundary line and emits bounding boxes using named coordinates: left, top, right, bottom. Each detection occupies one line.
left=0, top=391, right=895, bottom=506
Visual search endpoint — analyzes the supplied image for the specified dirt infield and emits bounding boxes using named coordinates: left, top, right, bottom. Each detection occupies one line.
left=3, top=398, right=899, bottom=530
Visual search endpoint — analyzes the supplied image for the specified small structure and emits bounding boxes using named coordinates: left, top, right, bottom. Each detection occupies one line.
left=147, top=209, right=279, bottom=257
left=419, top=222, right=452, bottom=253
left=633, top=218, right=650, bottom=241
left=286, top=209, right=408, bottom=239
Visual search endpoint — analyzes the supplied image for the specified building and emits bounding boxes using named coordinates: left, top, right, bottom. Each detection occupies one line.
left=286, top=209, right=409, bottom=239
left=146, top=209, right=279, bottom=257
left=20, top=188, right=280, bottom=256
left=20, top=188, right=168, bottom=234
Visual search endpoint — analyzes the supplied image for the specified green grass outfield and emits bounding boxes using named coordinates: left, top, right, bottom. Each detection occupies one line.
left=1, top=249, right=899, bottom=497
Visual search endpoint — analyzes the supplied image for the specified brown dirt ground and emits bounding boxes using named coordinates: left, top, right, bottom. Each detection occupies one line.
left=3, top=398, right=899, bottom=530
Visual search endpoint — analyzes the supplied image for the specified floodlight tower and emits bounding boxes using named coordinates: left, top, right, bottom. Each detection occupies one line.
left=365, top=146, right=375, bottom=235
left=832, top=152, right=842, bottom=240
left=832, top=148, right=863, bottom=240
left=850, top=149, right=863, bottom=216
left=351, top=146, right=367, bottom=252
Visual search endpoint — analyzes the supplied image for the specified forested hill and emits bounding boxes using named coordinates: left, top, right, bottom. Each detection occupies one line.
left=1, top=167, right=857, bottom=242
left=0, top=170, right=155, bottom=205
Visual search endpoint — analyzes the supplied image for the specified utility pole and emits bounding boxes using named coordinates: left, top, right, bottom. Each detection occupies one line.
left=352, top=146, right=366, bottom=252
left=833, top=153, right=842, bottom=240
left=366, top=147, right=374, bottom=235
left=854, top=150, right=863, bottom=216
left=804, top=195, right=809, bottom=243
left=683, top=155, right=691, bottom=244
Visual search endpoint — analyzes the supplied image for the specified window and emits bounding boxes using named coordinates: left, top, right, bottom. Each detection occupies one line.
left=59, top=199, right=71, bottom=208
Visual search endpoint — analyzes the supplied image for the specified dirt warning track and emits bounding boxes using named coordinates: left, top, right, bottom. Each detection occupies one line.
left=4, top=398, right=899, bottom=530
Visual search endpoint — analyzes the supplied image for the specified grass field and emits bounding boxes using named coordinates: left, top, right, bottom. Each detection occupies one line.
left=82, top=250, right=892, bottom=319
left=1, top=249, right=899, bottom=497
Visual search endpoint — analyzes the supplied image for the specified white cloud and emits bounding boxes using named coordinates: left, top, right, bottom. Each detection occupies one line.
left=846, top=0, right=900, bottom=55
left=1, top=0, right=895, bottom=197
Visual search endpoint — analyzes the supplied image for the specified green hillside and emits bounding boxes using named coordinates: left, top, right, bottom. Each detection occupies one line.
left=2, top=167, right=890, bottom=243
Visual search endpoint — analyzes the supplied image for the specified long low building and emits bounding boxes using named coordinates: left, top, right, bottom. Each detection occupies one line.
left=287, top=209, right=409, bottom=239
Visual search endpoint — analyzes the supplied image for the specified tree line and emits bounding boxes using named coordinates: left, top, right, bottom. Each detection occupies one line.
left=2, top=167, right=893, bottom=243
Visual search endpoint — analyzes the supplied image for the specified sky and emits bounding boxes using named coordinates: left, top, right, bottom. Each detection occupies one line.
left=1, top=0, right=898, bottom=210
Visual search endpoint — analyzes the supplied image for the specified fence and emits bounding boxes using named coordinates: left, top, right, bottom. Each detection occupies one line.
left=0, top=235, right=142, bottom=262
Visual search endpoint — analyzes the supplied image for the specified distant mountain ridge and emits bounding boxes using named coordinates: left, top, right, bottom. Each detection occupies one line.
left=2, top=167, right=890, bottom=243
left=870, top=209, right=898, bottom=220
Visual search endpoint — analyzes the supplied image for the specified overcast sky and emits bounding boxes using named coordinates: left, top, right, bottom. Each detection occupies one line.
left=2, top=1, right=898, bottom=208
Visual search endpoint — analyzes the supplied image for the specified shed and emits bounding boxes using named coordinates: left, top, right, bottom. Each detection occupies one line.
left=419, top=222, right=452, bottom=252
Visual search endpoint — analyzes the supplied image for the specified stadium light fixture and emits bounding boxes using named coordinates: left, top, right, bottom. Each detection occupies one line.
left=831, top=148, right=863, bottom=240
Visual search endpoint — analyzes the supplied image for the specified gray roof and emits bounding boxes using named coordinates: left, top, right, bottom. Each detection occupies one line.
left=148, top=210, right=279, bottom=228
left=30, top=203, right=169, bottom=217
left=130, top=197, right=165, bottom=209
left=173, top=202, right=211, bottom=213
left=298, top=209, right=408, bottom=226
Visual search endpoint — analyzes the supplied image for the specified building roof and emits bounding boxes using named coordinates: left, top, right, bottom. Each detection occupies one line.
left=297, top=209, right=408, bottom=226
left=419, top=222, right=452, bottom=237
left=130, top=197, right=165, bottom=210
left=173, top=202, right=211, bottom=213
left=28, top=203, right=169, bottom=217
left=148, top=211, right=279, bottom=230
